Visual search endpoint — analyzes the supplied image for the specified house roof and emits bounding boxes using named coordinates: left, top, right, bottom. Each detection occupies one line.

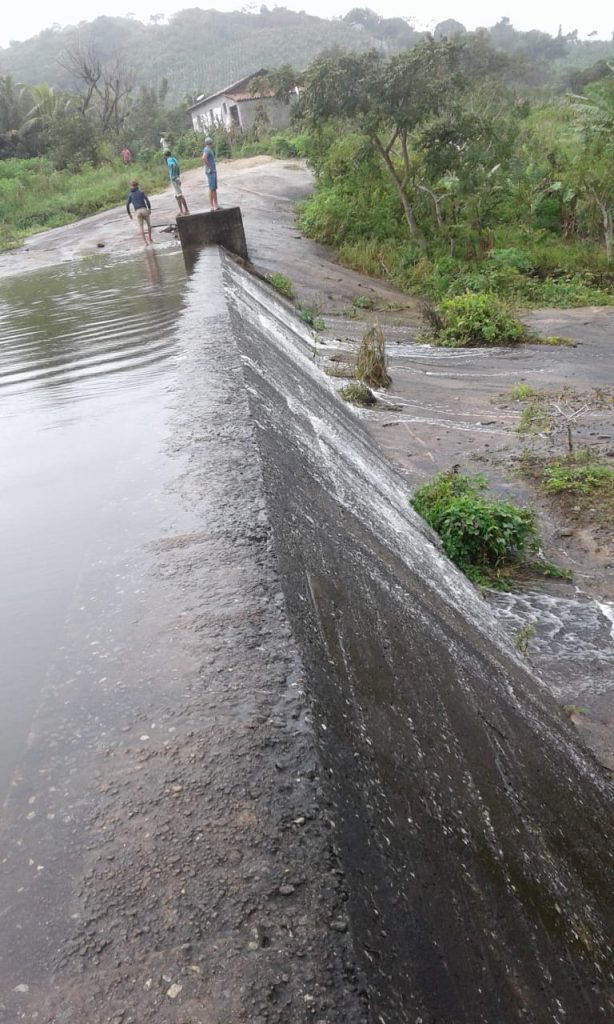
left=187, top=69, right=268, bottom=111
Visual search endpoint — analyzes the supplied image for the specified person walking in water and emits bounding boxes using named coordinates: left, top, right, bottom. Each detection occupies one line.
left=201, top=137, right=219, bottom=211
left=164, top=149, right=189, bottom=216
left=126, top=179, right=153, bottom=245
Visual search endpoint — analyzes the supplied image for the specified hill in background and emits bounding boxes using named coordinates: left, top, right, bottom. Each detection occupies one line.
left=1, top=8, right=613, bottom=108
left=0, top=8, right=422, bottom=105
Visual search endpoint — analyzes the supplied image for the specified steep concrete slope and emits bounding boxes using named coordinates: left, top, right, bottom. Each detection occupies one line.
left=225, top=253, right=614, bottom=1024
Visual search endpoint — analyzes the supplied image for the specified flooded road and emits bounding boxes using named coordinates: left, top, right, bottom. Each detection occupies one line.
left=0, top=248, right=186, bottom=800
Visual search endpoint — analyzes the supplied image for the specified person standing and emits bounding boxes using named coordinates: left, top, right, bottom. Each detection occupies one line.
left=120, top=146, right=132, bottom=165
left=164, top=149, right=189, bottom=216
left=126, top=179, right=153, bottom=245
left=201, top=137, right=219, bottom=211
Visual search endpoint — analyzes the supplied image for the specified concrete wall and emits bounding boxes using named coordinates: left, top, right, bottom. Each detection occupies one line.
left=234, top=97, right=294, bottom=131
left=223, top=251, right=614, bottom=1024
left=190, top=95, right=296, bottom=133
left=176, top=207, right=248, bottom=264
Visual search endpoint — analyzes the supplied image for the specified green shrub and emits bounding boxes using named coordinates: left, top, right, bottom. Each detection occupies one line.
left=541, top=457, right=614, bottom=496
left=434, top=293, right=526, bottom=347
left=411, top=471, right=538, bottom=586
left=352, top=294, right=376, bottom=310
left=270, top=136, right=298, bottom=158
left=487, top=247, right=534, bottom=272
left=511, top=382, right=539, bottom=400
left=268, top=272, right=294, bottom=298
left=339, top=381, right=376, bottom=406
left=517, top=400, right=552, bottom=434
left=298, top=308, right=325, bottom=331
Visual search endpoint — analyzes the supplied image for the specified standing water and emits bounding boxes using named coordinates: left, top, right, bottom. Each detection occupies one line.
left=0, top=248, right=186, bottom=801
left=0, top=243, right=612, bottom=1023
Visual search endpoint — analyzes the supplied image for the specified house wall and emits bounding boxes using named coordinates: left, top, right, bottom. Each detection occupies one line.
left=235, top=97, right=294, bottom=131
left=190, top=94, right=296, bottom=134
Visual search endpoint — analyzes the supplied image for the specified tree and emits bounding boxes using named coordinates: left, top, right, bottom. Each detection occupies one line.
left=0, top=75, right=50, bottom=157
left=57, top=42, right=134, bottom=138
left=303, top=38, right=507, bottom=247
left=568, top=74, right=614, bottom=258
left=250, top=64, right=299, bottom=104
left=433, top=19, right=466, bottom=40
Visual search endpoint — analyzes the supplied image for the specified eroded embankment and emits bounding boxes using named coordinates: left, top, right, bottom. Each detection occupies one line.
left=225, top=252, right=614, bottom=1024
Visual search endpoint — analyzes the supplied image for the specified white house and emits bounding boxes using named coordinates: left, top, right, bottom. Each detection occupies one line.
left=188, top=70, right=297, bottom=134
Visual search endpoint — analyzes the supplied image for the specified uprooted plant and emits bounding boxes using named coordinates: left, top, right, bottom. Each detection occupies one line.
left=514, top=385, right=612, bottom=450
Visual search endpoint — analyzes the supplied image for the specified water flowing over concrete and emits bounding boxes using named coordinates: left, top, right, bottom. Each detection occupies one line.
left=224, top=253, right=614, bottom=1023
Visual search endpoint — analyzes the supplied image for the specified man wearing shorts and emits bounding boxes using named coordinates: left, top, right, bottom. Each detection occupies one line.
left=126, top=180, right=153, bottom=245
left=164, top=149, right=189, bottom=216
left=201, top=137, right=219, bottom=211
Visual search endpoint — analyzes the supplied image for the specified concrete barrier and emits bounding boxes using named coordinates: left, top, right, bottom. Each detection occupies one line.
left=176, top=207, right=248, bottom=266
left=223, top=251, right=614, bottom=1024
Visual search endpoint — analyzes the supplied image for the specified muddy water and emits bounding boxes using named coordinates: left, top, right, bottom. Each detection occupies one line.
left=0, top=247, right=366, bottom=1024
left=0, top=248, right=186, bottom=801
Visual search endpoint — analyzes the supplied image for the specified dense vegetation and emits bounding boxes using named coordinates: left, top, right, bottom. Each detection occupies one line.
left=1, top=10, right=612, bottom=107
left=296, top=34, right=614, bottom=307
left=0, top=9, right=422, bottom=107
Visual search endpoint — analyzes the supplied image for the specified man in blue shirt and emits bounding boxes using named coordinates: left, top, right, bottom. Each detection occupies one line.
left=164, top=149, right=189, bottom=216
left=201, top=137, right=219, bottom=211
left=126, top=180, right=153, bottom=245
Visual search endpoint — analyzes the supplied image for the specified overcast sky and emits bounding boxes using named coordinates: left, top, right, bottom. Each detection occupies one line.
left=1, top=1, right=611, bottom=50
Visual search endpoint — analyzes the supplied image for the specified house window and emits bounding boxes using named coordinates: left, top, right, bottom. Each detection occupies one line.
left=230, top=105, right=240, bottom=127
